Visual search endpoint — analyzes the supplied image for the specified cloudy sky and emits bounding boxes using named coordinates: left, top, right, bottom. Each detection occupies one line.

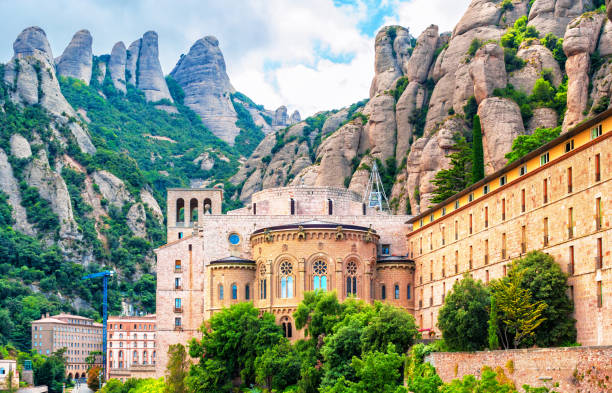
left=0, top=0, right=470, bottom=116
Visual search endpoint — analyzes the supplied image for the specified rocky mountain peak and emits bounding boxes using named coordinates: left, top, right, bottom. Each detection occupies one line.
left=13, top=26, right=54, bottom=64
left=55, top=29, right=93, bottom=85
left=170, top=35, right=239, bottom=144
left=290, top=110, right=301, bottom=124
left=109, top=41, right=127, bottom=93
left=137, top=31, right=173, bottom=102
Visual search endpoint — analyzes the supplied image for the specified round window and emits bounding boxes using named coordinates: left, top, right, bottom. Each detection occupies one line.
left=229, top=233, right=240, bottom=245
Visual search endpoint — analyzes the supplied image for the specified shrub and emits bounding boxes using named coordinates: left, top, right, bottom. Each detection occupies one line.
left=592, top=96, right=610, bottom=114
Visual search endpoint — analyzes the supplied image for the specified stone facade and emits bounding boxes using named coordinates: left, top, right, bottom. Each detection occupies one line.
left=407, top=108, right=612, bottom=345
left=31, top=314, right=103, bottom=379
left=155, top=186, right=412, bottom=375
left=0, top=359, right=19, bottom=390
left=426, top=346, right=612, bottom=392
left=107, top=315, right=157, bottom=382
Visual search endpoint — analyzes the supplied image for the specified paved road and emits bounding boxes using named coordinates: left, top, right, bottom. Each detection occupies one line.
left=70, top=383, right=93, bottom=393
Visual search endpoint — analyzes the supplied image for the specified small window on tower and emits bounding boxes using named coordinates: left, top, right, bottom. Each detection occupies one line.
left=381, top=244, right=391, bottom=255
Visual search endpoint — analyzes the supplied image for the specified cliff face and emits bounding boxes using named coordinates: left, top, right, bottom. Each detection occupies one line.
left=55, top=29, right=93, bottom=84
left=235, top=0, right=612, bottom=215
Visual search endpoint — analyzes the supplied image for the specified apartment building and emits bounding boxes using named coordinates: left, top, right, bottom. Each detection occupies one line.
left=107, top=315, right=157, bottom=381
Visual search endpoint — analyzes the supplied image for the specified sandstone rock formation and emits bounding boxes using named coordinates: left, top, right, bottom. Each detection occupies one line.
left=137, top=31, right=173, bottom=102
left=528, top=107, right=559, bottom=132
left=140, top=189, right=163, bottom=220
left=127, top=203, right=147, bottom=237
left=92, top=170, right=132, bottom=207
left=562, top=11, right=605, bottom=131
left=10, top=134, right=32, bottom=159
left=0, top=149, right=34, bottom=235
left=3, top=27, right=96, bottom=154
left=478, top=97, right=525, bottom=173
left=469, top=43, right=507, bottom=104
left=528, top=0, right=595, bottom=38
left=274, top=106, right=288, bottom=126
left=170, top=36, right=240, bottom=144
left=508, top=44, right=562, bottom=94
left=55, top=29, right=93, bottom=84
left=126, top=39, right=140, bottom=86
left=370, top=26, right=412, bottom=96
left=290, top=110, right=301, bottom=124
left=109, top=42, right=127, bottom=93
left=25, top=150, right=80, bottom=239
left=453, top=0, right=503, bottom=37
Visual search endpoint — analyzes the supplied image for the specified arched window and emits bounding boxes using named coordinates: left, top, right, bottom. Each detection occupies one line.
left=313, top=260, right=328, bottom=291
left=232, top=283, right=238, bottom=300
left=245, top=284, right=250, bottom=300
left=133, top=350, right=138, bottom=362
left=190, top=198, right=198, bottom=222
left=328, top=199, right=333, bottom=215
left=203, top=198, right=212, bottom=215
left=346, top=261, right=357, bottom=296
left=280, top=316, right=293, bottom=338
left=290, top=198, right=296, bottom=215
left=280, top=261, right=294, bottom=298
left=259, top=264, right=267, bottom=299
left=381, top=284, right=386, bottom=300
left=143, top=351, right=148, bottom=365
left=407, top=284, right=411, bottom=300
left=394, top=284, right=400, bottom=299
left=219, top=284, right=224, bottom=300
left=176, top=198, right=184, bottom=223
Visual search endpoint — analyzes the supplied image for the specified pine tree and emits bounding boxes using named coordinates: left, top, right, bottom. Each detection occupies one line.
left=471, top=115, right=485, bottom=183
left=430, top=136, right=473, bottom=204
left=165, top=344, right=190, bottom=393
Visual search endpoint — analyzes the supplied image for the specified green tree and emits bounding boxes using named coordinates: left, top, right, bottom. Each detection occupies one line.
left=320, top=316, right=365, bottom=388
left=360, top=302, right=420, bottom=355
left=34, top=349, right=67, bottom=393
left=490, top=271, right=547, bottom=349
left=488, top=296, right=501, bottom=350
left=531, top=78, right=556, bottom=103
left=508, top=252, right=577, bottom=347
left=437, top=275, right=490, bottom=351
left=471, top=115, right=485, bottom=183
left=165, top=344, right=189, bottom=393
left=254, top=341, right=301, bottom=391
left=187, top=302, right=284, bottom=392
left=321, top=344, right=408, bottom=393
left=504, top=127, right=561, bottom=163
left=294, top=291, right=344, bottom=340
left=430, top=136, right=473, bottom=204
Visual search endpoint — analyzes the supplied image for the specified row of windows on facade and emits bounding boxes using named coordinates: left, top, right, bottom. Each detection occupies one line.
left=419, top=151, right=602, bottom=227
left=109, top=350, right=156, bottom=368
left=109, top=341, right=155, bottom=348
left=413, top=195, right=605, bottom=258
left=109, top=333, right=154, bottom=340
left=34, top=325, right=102, bottom=334
left=415, top=272, right=605, bottom=312
left=108, top=323, right=155, bottom=330
left=415, top=233, right=604, bottom=288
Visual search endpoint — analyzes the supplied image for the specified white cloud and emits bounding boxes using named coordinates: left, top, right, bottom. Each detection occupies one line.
left=0, top=0, right=469, bottom=117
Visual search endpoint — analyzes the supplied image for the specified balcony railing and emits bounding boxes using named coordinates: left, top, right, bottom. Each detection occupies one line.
left=174, top=267, right=182, bottom=273
left=568, top=227, right=574, bottom=239
left=567, top=263, right=574, bottom=275
left=173, top=325, right=183, bottom=331
left=174, top=307, right=183, bottom=313
left=596, top=218, right=602, bottom=231
left=501, top=249, right=507, bottom=259
left=174, top=285, right=182, bottom=290
left=595, top=256, right=603, bottom=270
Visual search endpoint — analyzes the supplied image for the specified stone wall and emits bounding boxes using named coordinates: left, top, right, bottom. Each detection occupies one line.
left=426, top=346, right=612, bottom=392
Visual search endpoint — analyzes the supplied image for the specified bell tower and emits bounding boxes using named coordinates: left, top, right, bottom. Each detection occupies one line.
left=166, top=188, right=223, bottom=240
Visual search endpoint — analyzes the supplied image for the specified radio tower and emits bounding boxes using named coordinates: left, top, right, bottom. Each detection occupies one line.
left=363, top=161, right=389, bottom=212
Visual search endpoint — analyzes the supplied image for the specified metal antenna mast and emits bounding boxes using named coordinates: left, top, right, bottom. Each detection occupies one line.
left=363, top=161, right=389, bottom=212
